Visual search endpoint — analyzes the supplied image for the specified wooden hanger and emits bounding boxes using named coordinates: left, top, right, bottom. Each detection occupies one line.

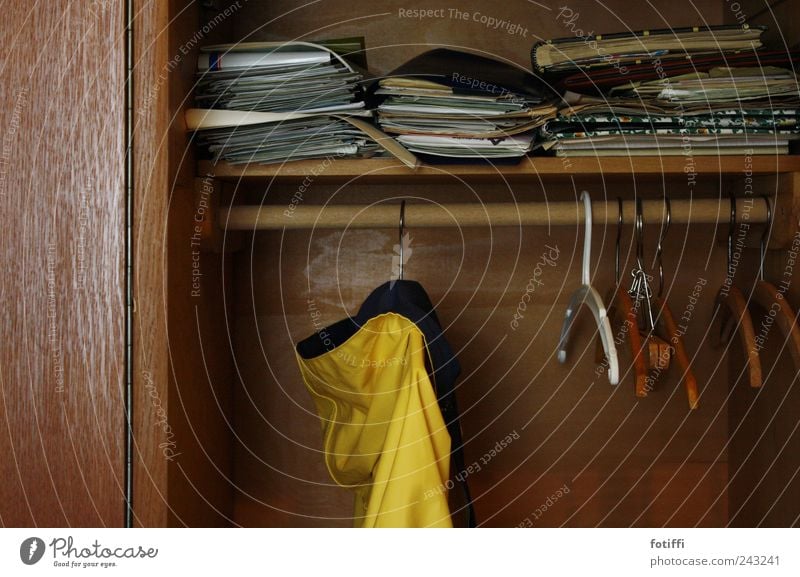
left=749, top=282, right=800, bottom=368
left=715, top=193, right=762, bottom=388
left=559, top=191, right=619, bottom=385
left=718, top=288, right=762, bottom=387
left=650, top=197, right=699, bottom=409
left=597, top=197, right=698, bottom=407
left=615, top=286, right=650, bottom=397
left=653, top=297, right=699, bottom=409
left=741, top=196, right=800, bottom=370
left=629, top=198, right=672, bottom=380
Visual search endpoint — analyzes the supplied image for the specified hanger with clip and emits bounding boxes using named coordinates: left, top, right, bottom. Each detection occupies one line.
left=650, top=196, right=699, bottom=409
left=715, top=192, right=762, bottom=388
left=628, top=198, right=672, bottom=398
left=558, top=191, right=619, bottom=385
left=742, top=196, right=800, bottom=370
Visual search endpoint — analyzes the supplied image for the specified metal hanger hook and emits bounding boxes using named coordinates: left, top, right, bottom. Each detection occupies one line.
left=727, top=191, right=736, bottom=279
left=631, top=197, right=656, bottom=330
left=615, top=197, right=623, bottom=285
left=655, top=196, right=671, bottom=298
left=635, top=197, right=645, bottom=269
left=398, top=200, right=406, bottom=281
left=759, top=195, right=772, bottom=282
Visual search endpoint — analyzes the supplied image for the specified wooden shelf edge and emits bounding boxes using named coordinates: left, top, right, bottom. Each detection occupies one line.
left=198, top=155, right=800, bottom=181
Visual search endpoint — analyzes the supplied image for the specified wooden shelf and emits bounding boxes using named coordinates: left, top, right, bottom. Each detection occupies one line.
left=199, top=155, right=800, bottom=182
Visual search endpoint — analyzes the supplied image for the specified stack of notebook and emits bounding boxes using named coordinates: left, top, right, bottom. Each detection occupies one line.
left=533, top=26, right=800, bottom=157
left=532, top=25, right=765, bottom=77
left=543, top=103, right=799, bottom=157
left=373, top=49, right=556, bottom=160
left=187, top=41, right=417, bottom=167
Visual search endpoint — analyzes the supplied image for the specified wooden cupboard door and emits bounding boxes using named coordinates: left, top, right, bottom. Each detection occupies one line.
left=0, top=2, right=125, bottom=526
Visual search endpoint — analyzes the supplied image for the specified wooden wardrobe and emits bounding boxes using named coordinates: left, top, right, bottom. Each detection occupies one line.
left=2, top=0, right=798, bottom=528
left=0, top=2, right=126, bottom=527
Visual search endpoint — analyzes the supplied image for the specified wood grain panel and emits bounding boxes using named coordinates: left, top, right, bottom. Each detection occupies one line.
left=201, top=156, right=800, bottom=182
left=163, top=2, right=239, bottom=528
left=165, top=180, right=236, bottom=527
left=0, top=2, right=125, bottom=526
left=132, top=0, right=238, bottom=527
left=475, top=463, right=727, bottom=527
left=728, top=342, right=800, bottom=527
left=132, top=0, right=172, bottom=529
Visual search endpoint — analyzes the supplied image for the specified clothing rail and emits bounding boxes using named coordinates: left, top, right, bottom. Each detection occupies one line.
left=220, top=198, right=769, bottom=230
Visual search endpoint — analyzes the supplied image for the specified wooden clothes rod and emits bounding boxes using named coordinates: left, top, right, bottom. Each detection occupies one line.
left=220, top=198, right=769, bottom=230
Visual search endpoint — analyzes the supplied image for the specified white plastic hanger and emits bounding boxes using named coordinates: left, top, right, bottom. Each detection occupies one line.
left=558, top=191, right=620, bottom=385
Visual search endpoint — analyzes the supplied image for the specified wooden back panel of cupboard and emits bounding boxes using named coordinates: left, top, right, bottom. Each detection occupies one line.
left=231, top=0, right=728, bottom=75
left=0, top=2, right=125, bottom=526
left=229, top=177, right=732, bottom=528
left=216, top=0, right=726, bottom=528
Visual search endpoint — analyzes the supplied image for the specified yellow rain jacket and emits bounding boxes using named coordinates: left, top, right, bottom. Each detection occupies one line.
left=296, top=312, right=453, bottom=528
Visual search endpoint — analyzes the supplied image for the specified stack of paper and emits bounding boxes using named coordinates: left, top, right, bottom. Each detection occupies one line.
left=376, top=78, right=555, bottom=158
left=185, top=108, right=418, bottom=168
left=193, top=114, right=378, bottom=165
left=372, top=49, right=556, bottom=160
left=532, top=25, right=764, bottom=75
left=195, top=42, right=365, bottom=114
left=555, top=48, right=800, bottom=94
left=394, top=134, right=538, bottom=158
left=617, top=67, right=800, bottom=103
left=541, top=66, right=800, bottom=157
left=188, top=41, right=417, bottom=167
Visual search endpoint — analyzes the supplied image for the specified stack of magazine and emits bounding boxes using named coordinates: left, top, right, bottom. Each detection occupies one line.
left=373, top=49, right=556, bottom=160
left=542, top=70, right=800, bottom=157
left=533, top=25, right=800, bottom=157
left=194, top=41, right=365, bottom=114
left=187, top=41, right=417, bottom=167
left=532, top=25, right=765, bottom=76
